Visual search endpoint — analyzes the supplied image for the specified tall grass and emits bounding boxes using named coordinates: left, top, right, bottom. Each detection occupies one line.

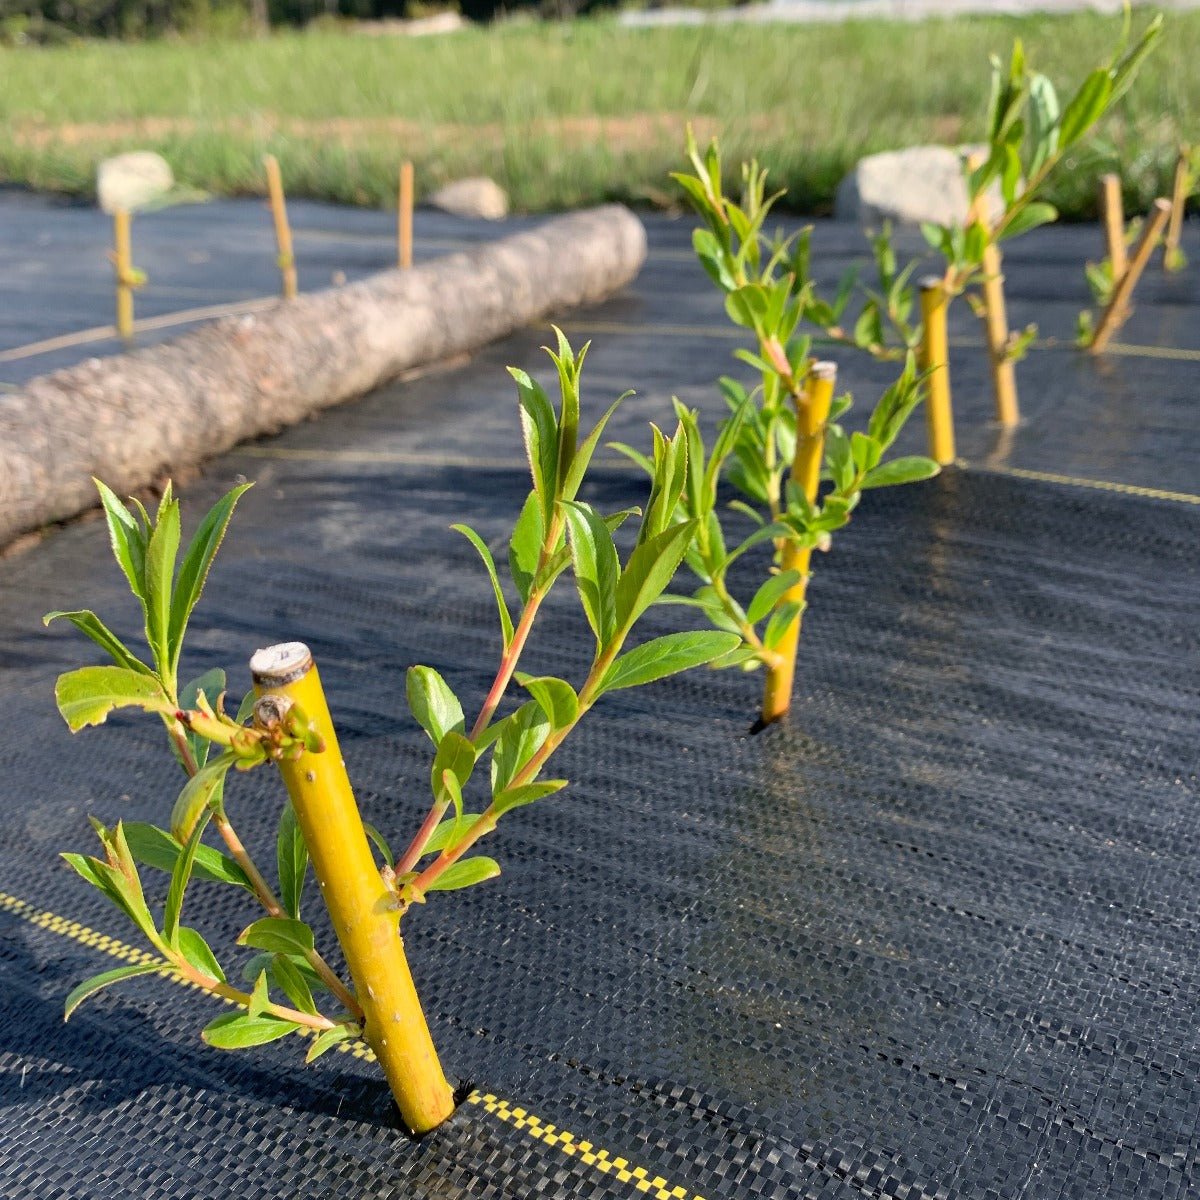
left=0, top=10, right=1191, bottom=214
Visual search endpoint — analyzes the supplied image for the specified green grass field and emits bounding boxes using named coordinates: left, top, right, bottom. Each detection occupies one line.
left=0, top=9, right=1192, bottom=215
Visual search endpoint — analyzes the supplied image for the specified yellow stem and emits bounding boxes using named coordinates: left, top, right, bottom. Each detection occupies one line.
left=919, top=278, right=956, bottom=466
left=113, top=210, right=134, bottom=341
left=1101, top=174, right=1129, bottom=281
left=968, top=158, right=1019, bottom=426
left=1163, top=149, right=1189, bottom=271
left=398, top=161, right=414, bottom=270
left=252, top=643, right=454, bottom=1134
left=1090, top=198, right=1173, bottom=355
left=760, top=362, right=836, bottom=726
left=264, top=155, right=298, bottom=300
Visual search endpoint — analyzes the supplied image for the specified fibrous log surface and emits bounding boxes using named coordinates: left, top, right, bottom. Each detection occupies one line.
left=0, top=204, right=646, bottom=546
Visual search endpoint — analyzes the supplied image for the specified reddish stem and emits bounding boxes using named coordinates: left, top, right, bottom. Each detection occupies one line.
left=469, top=590, right=544, bottom=741
left=394, top=799, right=450, bottom=877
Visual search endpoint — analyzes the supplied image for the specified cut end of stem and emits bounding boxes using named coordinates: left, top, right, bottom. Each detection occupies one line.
left=250, top=641, right=313, bottom=688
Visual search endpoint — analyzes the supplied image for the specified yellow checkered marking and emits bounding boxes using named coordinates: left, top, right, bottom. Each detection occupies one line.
left=2, top=890, right=708, bottom=1198
left=468, top=1092, right=705, bottom=1200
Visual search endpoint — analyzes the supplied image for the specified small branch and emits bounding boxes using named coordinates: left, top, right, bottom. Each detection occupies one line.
left=394, top=797, right=450, bottom=877
left=411, top=645, right=621, bottom=898
left=214, top=814, right=364, bottom=1021
left=469, top=513, right=563, bottom=742
left=173, top=958, right=340, bottom=1032
left=169, top=724, right=199, bottom=777
left=469, top=590, right=544, bottom=741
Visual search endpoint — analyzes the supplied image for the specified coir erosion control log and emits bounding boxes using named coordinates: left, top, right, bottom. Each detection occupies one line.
left=0, top=205, right=647, bottom=549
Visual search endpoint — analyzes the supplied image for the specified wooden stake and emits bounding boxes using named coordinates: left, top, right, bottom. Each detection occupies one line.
left=1101, top=174, right=1128, bottom=281
left=969, top=175, right=1018, bottom=426
left=398, top=160, right=414, bottom=270
left=263, top=154, right=297, bottom=300
left=760, top=361, right=837, bottom=727
left=1163, top=147, right=1189, bottom=272
left=113, top=209, right=135, bottom=341
left=252, top=643, right=455, bottom=1135
left=1090, top=198, right=1172, bottom=355
left=919, top=278, right=956, bottom=466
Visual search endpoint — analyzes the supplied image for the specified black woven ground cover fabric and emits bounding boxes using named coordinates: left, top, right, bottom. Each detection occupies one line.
left=2, top=439, right=1199, bottom=1197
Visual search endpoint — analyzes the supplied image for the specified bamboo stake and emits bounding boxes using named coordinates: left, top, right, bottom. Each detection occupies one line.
left=113, top=209, right=135, bottom=341
left=969, top=179, right=1019, bottom=426
left=398, top=161, right=414, bottom=270
left=760, top=361, right=837, bottom=727
left=1101, top=173, right=1128, bottom=282
left=1090, top=198, right=1172, bottom=355
left=1163, top=147, right=1189, bottom=272
left=251, top=642, right=455, bottom=1135
left=919, top=278, right=956, bottom=466
left=263, top=155, right=297, bottom=300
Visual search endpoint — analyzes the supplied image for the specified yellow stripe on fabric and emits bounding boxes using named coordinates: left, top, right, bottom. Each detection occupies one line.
left=959, top=460, right=1200, bottom=506
left=467, top=1092, right=706, bottom=1200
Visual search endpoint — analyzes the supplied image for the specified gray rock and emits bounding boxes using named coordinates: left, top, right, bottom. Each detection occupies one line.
left=428, top=177, right=509, bottom=221
left=96, top=151, right=174, bottom=214
left=835, top=145, right=1002, bottom=228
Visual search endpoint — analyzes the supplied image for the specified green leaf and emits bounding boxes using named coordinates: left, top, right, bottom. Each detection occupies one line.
left=178, top=667, right=226, bottom=771
left=746, top=570, right=803, bottom=626
left=363, top=822, right=394, bottom=869
left=614, top=520, right=697, bottom=634
left=548, top=327, right=582, bottom=488
left=65, top=825, right=159, bottom=945
left=93, top=479, right=148, bottom=602
left=562, top=501, right=620, bottom=646
left=599, top=630, right=741, bottom=694
left=508, top=491, right=544, bottom=604
left=492, top=780, right=568, bottom=817
left=248, top=969, right=271, bottom=1018
left=170, top=753, right=234, bottom=843
left=1000, top=202, right=1058, bottom=241
left=306, top=1024, right=356, bottom=1063
left=763, top=601, right=804, bottom=651
left=1109, top=14, right=1163, bottom=107
left=490, top=700, right=549, bottom=793
left=163, top=807, right=212, bottom=948
left=862, top=457, right=942, bottom=489
left=406, top=666, right=465, bottom=747
left=123, top=822, right=251, bottom=890
left=1028, top=73, right=1060, bottom=175
left=143, top=495, right=180, bottom=683
left=64, top=962, right=162, bottom=1022
left=276, top=803, right=308, bottom=920
left=426, top=856, right=501, bottom=892
left=509, top=367, right=559, bottom=521
left=53, top=665, right=173, bottom=732
left=422, top=812, right=483, bottom=856
left=452, top=524, right=514, bottom=649
left=430, top=730, right=476, bottom=798
left=167, top=483, right=252, bottom=674
left=202, top=1011, right=299, bottom=1050
left=42, top=610, right=151, bottom=676
left=1057, top=68, right=1112, bottom=148
left=562, top=393, right=630, bottom=502
left=238, top=916, right=315, bottom=957
left=176, top=926, right=225, bottom=982
left=516, top=674, right=578, bottom=731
